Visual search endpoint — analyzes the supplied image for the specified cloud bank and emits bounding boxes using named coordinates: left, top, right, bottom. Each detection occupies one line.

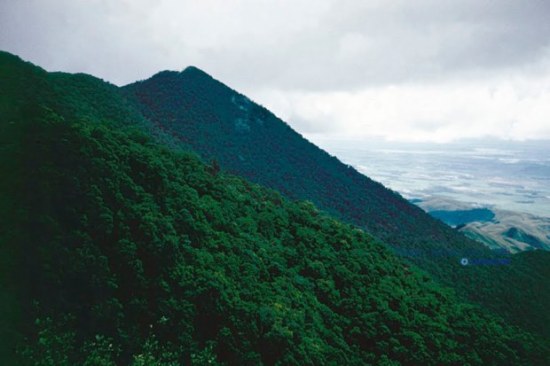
left=1, top=0, right=549, bottom=142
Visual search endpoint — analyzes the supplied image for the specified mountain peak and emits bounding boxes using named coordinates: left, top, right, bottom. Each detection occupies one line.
left=140, top=66, right=216, bottom=87
left=182, top=65, right=205, bottom=74
left=180, top=65, right=216, bottom=83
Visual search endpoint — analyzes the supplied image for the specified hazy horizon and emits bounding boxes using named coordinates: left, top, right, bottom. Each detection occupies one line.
left=312, top=138, right=550, bottom=218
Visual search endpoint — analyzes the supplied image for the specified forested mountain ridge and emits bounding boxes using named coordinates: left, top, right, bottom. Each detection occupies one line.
left=1, top=51, right=549, bottom=364
left=123, top=65, right=550, bottom=338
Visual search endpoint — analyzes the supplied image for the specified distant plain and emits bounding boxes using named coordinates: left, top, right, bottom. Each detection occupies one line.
left=309, top=137, right=550, bottom=251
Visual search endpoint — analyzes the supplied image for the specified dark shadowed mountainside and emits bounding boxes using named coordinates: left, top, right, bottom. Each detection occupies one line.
left=1, top=51, right=549, bottom=364
left=123, top=67, right=550, bottom=339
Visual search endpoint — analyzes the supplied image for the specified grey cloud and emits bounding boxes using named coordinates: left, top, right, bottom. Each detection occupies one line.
left=1, top=0, right=550, bottom=142
left=1, top=0, right=550, bottom=91
left=187, top=0, right=550, bottom=91
left=279, top=0, right=550, bottom=89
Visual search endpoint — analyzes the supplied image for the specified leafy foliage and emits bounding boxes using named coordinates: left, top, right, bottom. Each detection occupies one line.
left=8, top=110, right=549, bottom=365
left=124, top=66, right=550, bottom=338
left=1, top=50, right=549, bottom=364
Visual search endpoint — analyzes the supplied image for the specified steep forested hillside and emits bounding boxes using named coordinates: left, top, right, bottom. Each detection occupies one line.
left=123, top=67, right=471, bottom=252
left=1, top=51, right=549, bottom=365
left=123, top=67, right=550, bottom=338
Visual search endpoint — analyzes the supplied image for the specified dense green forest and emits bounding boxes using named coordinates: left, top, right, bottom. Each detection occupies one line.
left=1, top=51, right=549, bottom=364
left=123, top=67, right=550, bottom=339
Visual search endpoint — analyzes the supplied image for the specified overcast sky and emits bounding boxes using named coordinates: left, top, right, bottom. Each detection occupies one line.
left=2, top=0, right=550, bottom=142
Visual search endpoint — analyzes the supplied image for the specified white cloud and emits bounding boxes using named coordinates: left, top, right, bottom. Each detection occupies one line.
left=1, top=0, right=550, bottom=142
left=253, top=55, right=550, bottom=142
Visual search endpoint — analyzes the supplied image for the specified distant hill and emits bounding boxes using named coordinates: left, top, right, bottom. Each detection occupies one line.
left=414, top=196, right=550, bottom=252
left=3, top=50, right=549, bottom=364
left=428, top=208, right=495, bottom=227
left=123, top=65, right=550, bottom=338
left=462, top=210, right=550, bottom=252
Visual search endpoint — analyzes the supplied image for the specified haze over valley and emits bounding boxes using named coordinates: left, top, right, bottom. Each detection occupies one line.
left=311, top=138, right=550, bottom=252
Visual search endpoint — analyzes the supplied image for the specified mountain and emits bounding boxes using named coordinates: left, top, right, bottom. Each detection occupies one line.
left=124, top=67, right=446, bottom=250
left=123, top=66, right=550, bottom=338
left=1, top=50, right=549, bottom=365
left=462, top=211, right=550, bottom=252
left=412, top=196, right=550, bottom=252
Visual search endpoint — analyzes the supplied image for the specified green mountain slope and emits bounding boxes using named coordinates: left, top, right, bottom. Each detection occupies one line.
left=123, top=67, right=550, bottom=338
left=1, top=51, right=549, bottom=364
left=123, top=67, right=470, bottom=253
